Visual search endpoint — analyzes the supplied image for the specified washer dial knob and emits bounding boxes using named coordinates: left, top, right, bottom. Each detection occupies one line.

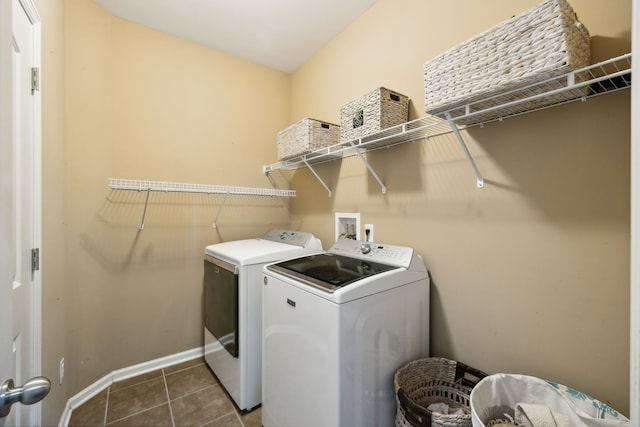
left=360, top=243, right=372, bottom=254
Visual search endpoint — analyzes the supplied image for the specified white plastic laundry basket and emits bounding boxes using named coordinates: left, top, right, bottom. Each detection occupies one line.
left=470, top=374, right=629, bottom=427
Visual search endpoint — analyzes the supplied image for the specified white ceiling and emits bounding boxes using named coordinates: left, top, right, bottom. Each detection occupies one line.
left=92, top=0, right=378, bottom=73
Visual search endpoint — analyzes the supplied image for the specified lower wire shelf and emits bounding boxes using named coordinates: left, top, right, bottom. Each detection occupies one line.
left=108, top=178, right=295, bottom=229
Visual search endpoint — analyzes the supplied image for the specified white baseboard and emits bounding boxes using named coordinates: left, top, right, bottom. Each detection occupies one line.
left=57, top=347, right=204, bottom=427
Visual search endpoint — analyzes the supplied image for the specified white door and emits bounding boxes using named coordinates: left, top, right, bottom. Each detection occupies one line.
left=0, top=0, right=46, bottom=426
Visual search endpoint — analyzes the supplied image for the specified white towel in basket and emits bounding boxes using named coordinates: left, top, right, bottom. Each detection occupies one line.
left=515, top=403, right=570, bottom=427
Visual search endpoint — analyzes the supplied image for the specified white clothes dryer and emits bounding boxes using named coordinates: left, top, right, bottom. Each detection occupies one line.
left=203, top=229, right=322, bottom=410
left=262, top=238, right=430, bottom=427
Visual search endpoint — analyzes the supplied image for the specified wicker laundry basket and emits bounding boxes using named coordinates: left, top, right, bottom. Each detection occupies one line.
left=423, top=0, right=590, bottom=125
left=395, top=358, right=487, bottom=427
left=340, top=87, right=409, bottom=143
left=277, top=117, right=340, bottom=160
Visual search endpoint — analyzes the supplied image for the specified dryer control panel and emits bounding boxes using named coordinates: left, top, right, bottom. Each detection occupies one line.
left=262, top=229, right=322, bottom=249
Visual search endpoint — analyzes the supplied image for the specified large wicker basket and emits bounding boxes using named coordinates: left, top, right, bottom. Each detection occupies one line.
left=277, top=117, right=340, bottom=160
left=395, top=358, right=487, bottom=427
left=340, top=87, right=409, bottom=143
left=423, top=0, right=590, bottom=125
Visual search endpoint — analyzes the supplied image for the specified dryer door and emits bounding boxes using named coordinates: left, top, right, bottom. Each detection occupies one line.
left=204, top=255, right=239, bottom=357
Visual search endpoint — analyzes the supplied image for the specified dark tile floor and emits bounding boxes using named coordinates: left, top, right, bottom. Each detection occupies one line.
left=68, top=358, right=261, bottom=427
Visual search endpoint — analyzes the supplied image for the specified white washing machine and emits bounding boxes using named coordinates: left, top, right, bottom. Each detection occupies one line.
left=261, top=238, right=430, bottom=427
left=203, top=229, right=322, bottom=410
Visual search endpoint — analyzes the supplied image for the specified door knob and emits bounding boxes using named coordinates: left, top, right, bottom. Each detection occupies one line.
left=0, top=376, right=51, bottom=418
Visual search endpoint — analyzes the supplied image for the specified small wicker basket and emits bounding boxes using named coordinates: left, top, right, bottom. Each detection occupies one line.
left=340, top=87, right=409, bottom=143
left=394, top=358, right=487, bottom=427
left=423, top=0, right=590, bottom=125
left=277, top=117, right=340, bottom=160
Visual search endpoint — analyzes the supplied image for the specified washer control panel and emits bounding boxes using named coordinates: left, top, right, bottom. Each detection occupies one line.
left=330, top=238, right=414, bottom=267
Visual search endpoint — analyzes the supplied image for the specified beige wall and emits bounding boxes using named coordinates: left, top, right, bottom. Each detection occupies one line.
left=289, top=0, right=631, bottom=415
left=60, top=0, right=291, bottom=402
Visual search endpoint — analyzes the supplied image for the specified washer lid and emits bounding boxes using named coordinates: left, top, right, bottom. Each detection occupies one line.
left=266, top=253, right=397, bottom=293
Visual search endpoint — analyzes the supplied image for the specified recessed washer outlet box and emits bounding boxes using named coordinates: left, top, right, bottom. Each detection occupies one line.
left=335, top=212, right=360, bottom=241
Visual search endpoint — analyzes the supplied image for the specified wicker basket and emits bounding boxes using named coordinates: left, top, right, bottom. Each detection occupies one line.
left=395, top=358, right=487, bottom=427
left=340, top=87, right=409, bottom=143
left=277, top=117, right=340, bottom=160
left=423, top=0, right=590, bottom=125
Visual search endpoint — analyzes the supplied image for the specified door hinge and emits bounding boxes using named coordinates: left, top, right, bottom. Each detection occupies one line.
left=31, top=248, right=40, bottom=272
left=31, top=67, right=40, bottom=93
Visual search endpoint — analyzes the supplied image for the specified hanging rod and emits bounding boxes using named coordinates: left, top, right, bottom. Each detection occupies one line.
left=108, top=178, right=295, bottom=229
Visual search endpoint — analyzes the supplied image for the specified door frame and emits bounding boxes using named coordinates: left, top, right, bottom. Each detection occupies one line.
left=25, top=1, right=43, bottom=421
left=631, top=0, right=639, bottom=423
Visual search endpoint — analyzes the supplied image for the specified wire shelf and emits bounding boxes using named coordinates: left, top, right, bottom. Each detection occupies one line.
left=263, top=53, right=632, bottom=180
left=108, top=178, right=295, bottom=229
left=109, top=178, right=296, bottom=197
left=441, top=53, right=632, bottom=125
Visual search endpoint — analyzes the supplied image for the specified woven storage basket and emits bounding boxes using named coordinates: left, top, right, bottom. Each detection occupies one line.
left=277, top=117, right=340, bottom=160
left=395, top=358, right=487, bottom=427
left=340, top=87, right=409, bottom=143
left=423, top=0, right=590, bottom=125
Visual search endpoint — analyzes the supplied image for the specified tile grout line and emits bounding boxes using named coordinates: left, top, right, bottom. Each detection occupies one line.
left=162, top=368, right=177, bottom=427
left=233, top=406, right=245, bottom=427
left=164, top=361, right=206, bottom=376
left=104, top=402, right=170, bottom=426
left=102, top=376, right=170, bottom=426
left=175, top=382, right=221, bottom=400
left=168, top=382, right=238, bottom=426
left=109, top=373, right=164, bottom=393
left=103, top=387, right=110, bottom=427
left=194, top=410, right=244, bottom=427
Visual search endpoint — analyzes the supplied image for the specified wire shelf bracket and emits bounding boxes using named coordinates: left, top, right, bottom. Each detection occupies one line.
left=139, top=187, right=152, bottom=230
left=212, top=192, right=230, bottom=229
left=108, top=178, right=296, bottom=229
left=302, top=159, right=332, bottom=197
left=445, top=113, right=485, bottom=188
left=349, top=142, right=387, bottom=194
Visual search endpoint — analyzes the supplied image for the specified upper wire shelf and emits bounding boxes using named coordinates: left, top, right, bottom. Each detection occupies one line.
left=442, top=52, right=631, bottom=125
left=263, top=53, right=632, bottom=179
